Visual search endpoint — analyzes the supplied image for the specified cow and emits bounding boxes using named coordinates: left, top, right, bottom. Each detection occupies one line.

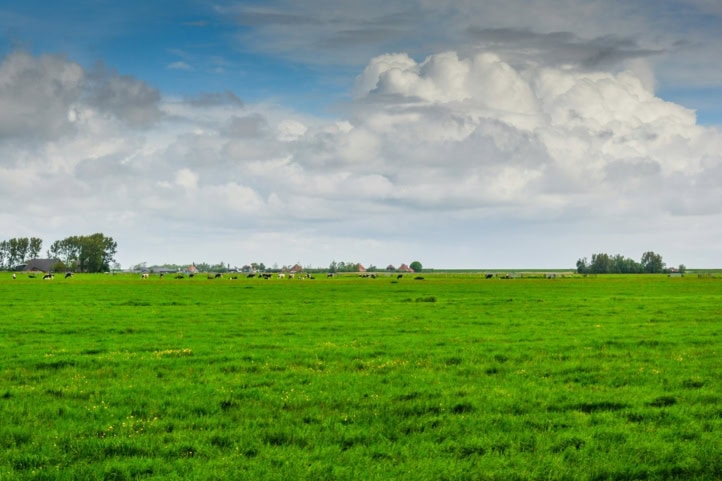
left=12, top=273, right=16, bottom=280
left=215, top=273, right=222, bottom=279
left=247, top=273, right=256, bottom=278
left=397, top=274, right=403, bottom=279
left=278, top=273, right=285, bottom=279
left=65, top=272, right=74, bottom=279
left=43, top=274, right=54, bottom=280
left=141, top=273, right=149, bottom=279
left=485, top=273, right=494, bottom=279
left=175, top=274, right=184, bottom=279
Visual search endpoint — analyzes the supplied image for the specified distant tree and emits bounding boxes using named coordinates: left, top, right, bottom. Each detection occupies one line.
left=78, top=233, right=118, bottom=273
left=678, top=264, right=686, bottom=274
left=7, top=238, right=30, bottom=266
left=210, top=261, right=228, bottom=272
left=48, top=238, right=81, bottom=266
left=611, top=254, right=641, bottom=274
left=0, top=240, right=7, bottom=270
left=195, top=262, right=211, bottom=272
left=49, top=233, right=117, bottom=273
left=28, top=237, right=43, bottom=260
left=410, top=261, right=423, bottom=272
left=329, top=260, right=338, bottom=273
left=641, top=251, right=665, bottom=274
left=577, top=251, right=671, bottom=274
left=590, top=253, right=611, bottom=274
left=51, top=261, right=67, bottom=273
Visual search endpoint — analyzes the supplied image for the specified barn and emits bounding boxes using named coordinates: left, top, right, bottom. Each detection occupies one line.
left=20, top=258, right=61, bottom=273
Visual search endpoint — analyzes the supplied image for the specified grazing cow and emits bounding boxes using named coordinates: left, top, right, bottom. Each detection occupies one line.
left=414, top=276, right=424, bottom=280
left=43, top=274, right=54, bottom=280
left=65, top=272, right=73, bottom=279
left=175, top=274, right=184, bottom=279
left=141, top=273, right=149, bottom=279
left=397, top=274, right=403, bottom=279
left=12, top=273, right=16, bottom=280
left=231, top=275, right=238, bottom=280
left=189, top=273, right=195, bottom=278
left=327, top=273, right=334, bottom=278
left=278, top=273, right=285, bottom=279
left=215, top=273, right=222, bottom=279
left=247, top=273, right=256, bottom=278
left=370, top=273, right=377, bottom=279
left=485, top=273, right=494, bottom=279
left=159, top=273, right=164, bottom=279
left=288, top=273, right=295, bottom=279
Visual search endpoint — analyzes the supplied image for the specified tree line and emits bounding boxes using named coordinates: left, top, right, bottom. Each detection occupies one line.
left=0, top=233, right=117, bottom=273
left=576, top=251, right=684, bottom=274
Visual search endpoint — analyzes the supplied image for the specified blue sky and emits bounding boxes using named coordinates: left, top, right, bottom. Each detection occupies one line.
left=1, top=1, right=721, bottom=269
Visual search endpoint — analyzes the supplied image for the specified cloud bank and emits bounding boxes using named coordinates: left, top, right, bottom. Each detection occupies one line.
left=2, top=49, right=720, bottom=268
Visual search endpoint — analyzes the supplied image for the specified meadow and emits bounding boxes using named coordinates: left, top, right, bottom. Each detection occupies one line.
left=0, top=272, right=720, bottom=480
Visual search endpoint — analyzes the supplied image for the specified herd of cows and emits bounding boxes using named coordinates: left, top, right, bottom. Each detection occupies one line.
left=10, top=271, right=573, bottom=281
left=138, top=272, right=415, bottom=280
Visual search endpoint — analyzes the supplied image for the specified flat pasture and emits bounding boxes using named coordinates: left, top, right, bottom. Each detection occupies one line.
left=1, top=273, right=720, bottom=480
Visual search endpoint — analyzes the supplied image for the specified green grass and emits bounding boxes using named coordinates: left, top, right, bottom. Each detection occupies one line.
left=1, top=273, right=721, bottom=480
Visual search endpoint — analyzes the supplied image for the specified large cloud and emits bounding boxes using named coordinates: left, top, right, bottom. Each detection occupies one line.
left=2, top=49, right=721, bottom=267
left=0, top=52, right=161, bottom=143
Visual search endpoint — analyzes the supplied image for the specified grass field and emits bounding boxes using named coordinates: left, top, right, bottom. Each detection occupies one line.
left=1, top=273, right=720, bottom=480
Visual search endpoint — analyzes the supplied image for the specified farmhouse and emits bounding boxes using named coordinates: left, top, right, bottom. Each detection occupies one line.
left=18, top=258, right=61, bottom=272
left=357, top=264, right=367, bottom=273
left=386, top=264, right=396, bottom=272
left=289, top=264, right=304, bottom=273
left=397, top=263, right=415, bottom=273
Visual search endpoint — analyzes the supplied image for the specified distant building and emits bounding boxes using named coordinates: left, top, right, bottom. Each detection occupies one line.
left=358, top=264, right=367, bottom=273
left=386, top=264, right=396, bottom=272
left=290, top=264, right=304, bottom=273
left=397, top=263, right=414, bottom=273
left=21, top=258, right=62, bottom=273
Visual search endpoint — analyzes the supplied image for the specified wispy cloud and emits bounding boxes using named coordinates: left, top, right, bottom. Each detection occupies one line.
left=168, top=61, right=192, bottom=70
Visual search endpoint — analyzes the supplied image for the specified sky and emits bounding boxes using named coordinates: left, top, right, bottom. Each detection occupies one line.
left=1, top=0, right=721, bottom=270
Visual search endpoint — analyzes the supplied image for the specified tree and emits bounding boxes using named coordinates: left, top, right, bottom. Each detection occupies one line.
left=0, top=240, right=7, bottom=270
left=576, top=257, right=589, bottom=274
left=29, top=237, right=43, bottom=260
left=641, top=251, right=665, bottom=274
left=48, top=238, right=81, bottom=267
left=410, top=261, right=423, bottom=272
left=50, top=233, right=117, bottom=273
left=590, top=253, right=611, bottom=274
